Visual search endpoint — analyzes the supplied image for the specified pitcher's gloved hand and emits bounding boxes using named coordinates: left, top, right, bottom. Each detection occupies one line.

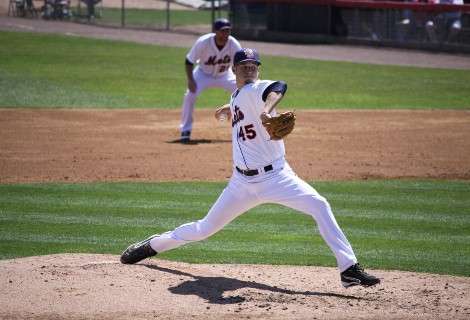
left=260, top=111, right=296, bottom=140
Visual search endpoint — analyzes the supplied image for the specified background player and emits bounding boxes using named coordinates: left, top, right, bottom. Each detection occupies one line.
left=121, top=48, right=380, bottom=288
left=179, top=18, right=242, bottom=143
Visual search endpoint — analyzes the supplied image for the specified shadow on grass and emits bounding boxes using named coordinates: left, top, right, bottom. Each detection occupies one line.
left=144, top=264, right=363, bottom=304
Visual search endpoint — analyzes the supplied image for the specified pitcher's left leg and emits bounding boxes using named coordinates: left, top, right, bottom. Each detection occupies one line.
left=260, top=168, right=357, bottom=272
left=260, top=168, right=380, bottom=287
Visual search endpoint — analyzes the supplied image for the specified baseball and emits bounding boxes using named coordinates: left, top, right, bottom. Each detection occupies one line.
left=218, top=113, right=228, bottom=122
left=215, top=104, right=231, bottom=122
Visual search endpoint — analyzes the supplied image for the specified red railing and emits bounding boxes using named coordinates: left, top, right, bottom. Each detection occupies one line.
left=236, top=0, right=470, bottom=13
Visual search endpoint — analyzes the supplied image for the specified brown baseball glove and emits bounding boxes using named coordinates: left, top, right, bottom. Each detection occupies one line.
left=261, top=111, right=296, bottom=140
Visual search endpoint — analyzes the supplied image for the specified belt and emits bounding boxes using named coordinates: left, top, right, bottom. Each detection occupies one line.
left=236, top=165, right=273, bottom=176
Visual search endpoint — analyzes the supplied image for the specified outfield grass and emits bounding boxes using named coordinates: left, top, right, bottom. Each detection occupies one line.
left=85, top=8, right=226, bottom=28
left=1, top=180, right=469, bottom=276
left=1, top=31, right=469, bottom=109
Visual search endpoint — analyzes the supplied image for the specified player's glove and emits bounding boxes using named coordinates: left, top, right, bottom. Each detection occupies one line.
left=261, top=111, right=296, bottom=140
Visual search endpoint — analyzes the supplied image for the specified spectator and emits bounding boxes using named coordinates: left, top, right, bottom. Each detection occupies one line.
left=80, top=0, right=100, bottom=21
left=397, top=0, right=462, bottom=42
left=42, top=0, right=71, bottom=20
left=425, top=0, right=463, bottom=42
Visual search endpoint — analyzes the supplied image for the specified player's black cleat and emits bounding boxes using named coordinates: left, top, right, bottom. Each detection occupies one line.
left=120, top=235, right=158, bottom=264
left=341, top=263, right=381, bottom=288
left=180, top=131, right=191, bottom=144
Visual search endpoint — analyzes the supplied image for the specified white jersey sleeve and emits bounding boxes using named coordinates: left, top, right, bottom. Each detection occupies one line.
left=186, top=35, right=205, bottom=65
left=230, top=80, right=286, bottom=170
left=186, top=34, right=241, bottom=77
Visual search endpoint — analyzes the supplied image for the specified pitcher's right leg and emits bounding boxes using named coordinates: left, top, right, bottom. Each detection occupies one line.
left=149, top=176, right=259, bottom=253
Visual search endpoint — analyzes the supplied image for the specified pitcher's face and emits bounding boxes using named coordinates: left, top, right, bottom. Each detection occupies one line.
left=234, top=61, right=259, bottom=84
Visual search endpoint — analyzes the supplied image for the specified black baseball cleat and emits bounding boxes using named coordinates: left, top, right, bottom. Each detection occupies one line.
left=180, top=131, right=191, bottom=144
left=120, top=234, right=158, bottom=264
left=341, top=263, right=381, bottom=288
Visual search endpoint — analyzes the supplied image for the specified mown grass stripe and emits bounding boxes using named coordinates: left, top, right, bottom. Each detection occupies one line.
left=0, top=197, right=213, bottom=210
left=0, top=211, right=187, bottom=229
left=3, top=211, right=467, bottom=243
left=335, top=208, right=469, bottom=224
left=0, top=232, right=125, bottom=245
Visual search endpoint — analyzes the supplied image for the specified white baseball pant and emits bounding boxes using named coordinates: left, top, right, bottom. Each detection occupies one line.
left=180, top=66, right=237, bottom=133
left=150, top=161, right=358, bottom=272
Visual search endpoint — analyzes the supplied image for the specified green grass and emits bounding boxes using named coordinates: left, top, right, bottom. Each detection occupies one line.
left=80, top=8, right=227, bottom=27
left=1, top=31, right=469, bottom=109
left=1, top=180, right=469, bottom=277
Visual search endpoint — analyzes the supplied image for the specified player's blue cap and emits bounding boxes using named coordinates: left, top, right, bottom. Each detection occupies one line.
left=213, top=18, right=231, bottom=31
left=234, top=48, right=261, bottom=65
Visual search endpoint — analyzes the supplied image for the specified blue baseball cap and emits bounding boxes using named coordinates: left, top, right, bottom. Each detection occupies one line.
left=213, top=18, right=231, bottom=31
left=234, top=48, right=261, bottom=65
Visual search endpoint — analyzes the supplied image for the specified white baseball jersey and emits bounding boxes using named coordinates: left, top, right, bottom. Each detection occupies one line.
left=230, top=80, right=285, bottom=170
left=186, top=33, right=242, bottom=77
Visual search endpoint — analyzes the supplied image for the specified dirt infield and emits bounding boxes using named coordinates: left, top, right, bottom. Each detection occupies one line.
left=1, top=254, right=470, bottom=320
left=1, top=109, right=469, bottom=183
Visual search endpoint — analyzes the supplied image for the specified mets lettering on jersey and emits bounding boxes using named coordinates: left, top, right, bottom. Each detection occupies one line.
left=231, top=105, right=244, bottom=126
left=204, top=55, right=231, bottom=73
left=230, top=80, right=285, bottom=170
left=187, top=33, right=242, bottom=77
left=205, top=55, right=231, bottom=66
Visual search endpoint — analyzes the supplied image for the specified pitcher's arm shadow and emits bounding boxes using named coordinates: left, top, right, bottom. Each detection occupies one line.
left=144, top=264, right=366, bottom=304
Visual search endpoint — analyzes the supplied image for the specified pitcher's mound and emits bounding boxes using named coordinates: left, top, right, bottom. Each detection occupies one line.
left=1, top=254, right=469, bottom=319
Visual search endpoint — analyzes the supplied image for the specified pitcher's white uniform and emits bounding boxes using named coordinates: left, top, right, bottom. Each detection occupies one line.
left=151, top=79, right=358, bottom=273
left=180, top=33, right=242, bottom=133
